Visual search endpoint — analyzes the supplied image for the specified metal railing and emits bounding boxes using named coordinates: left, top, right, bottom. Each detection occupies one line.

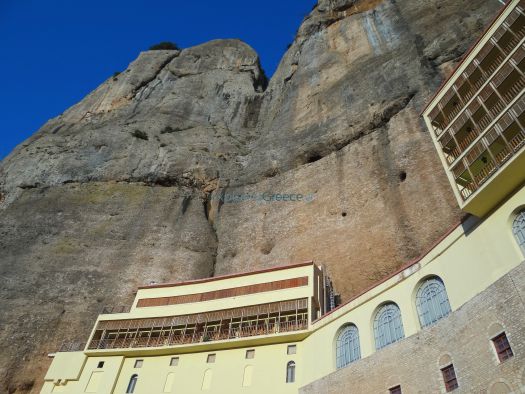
left=455, top=126, right=525, bottom=200
left=88, top=320, right=309, bottom=350
left=58, top=341, right=85, bottom=352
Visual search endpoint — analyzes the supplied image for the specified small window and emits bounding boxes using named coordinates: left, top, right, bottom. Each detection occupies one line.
left=389, top=385, right=402, bottom=394
left=512, top=210, right=525, bottom=255
left=245, top=349, right=255, bottom=359
left=492, top=332, right=513, bottom=362
left=286, top=361, right=295, bottom=383
left=441, top=364, right=458, bottom=392
left=287, top=345, right=297, bottom=355
left=207, top=354, right=216, bottom=363
left=134, top=360, right=143, bottom=368
left=170, top=357, right=179, bottom=366
left=126, top=374, right=138, bottom=393
left=97, top=361, right=104, bottom=368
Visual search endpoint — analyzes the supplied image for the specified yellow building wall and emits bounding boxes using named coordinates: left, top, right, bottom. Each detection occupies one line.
left=42, top=355, right=124, bottom=393
left=111, top=344, right=300, bottom=394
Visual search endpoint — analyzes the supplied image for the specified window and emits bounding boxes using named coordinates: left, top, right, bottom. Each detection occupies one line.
left=335, top=324, right=361, bottom=368
left=286, top=361, right=296, bottom=383
left=242, top=365, right=253, bottom=387
left=207, top=354, right=216, bottom=363
left=441, top=364, right=458, bottom=392
left=492, top=332, right=513, bottom=362
left=97, top=361, right=104, bottom=368
left=170, top=357, right=179, bottom=366
left=373, top=303, right=405, bottom=350
left=164, top=373, right=175, bottom=393
left=416, top=277, right=452, bottom=327
left=512, top=210, right=525, bottom=255
left=245, top=349, right=255, bottom=359
left=389, top=385, right=402, bottom=394
left=126, top=374, right=138, bottom=394
left=202, top=369, right=213, bottom=390
left=134, top=360, right=143, bottom=368
left=287, top=345, right=297, bottom=355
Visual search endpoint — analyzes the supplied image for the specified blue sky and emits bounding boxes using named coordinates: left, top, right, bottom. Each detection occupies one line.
left=0, top=0, right=313, bottom=160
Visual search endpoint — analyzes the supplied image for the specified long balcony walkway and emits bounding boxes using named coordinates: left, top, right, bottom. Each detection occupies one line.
left=87, top=298, right=309, bottom=351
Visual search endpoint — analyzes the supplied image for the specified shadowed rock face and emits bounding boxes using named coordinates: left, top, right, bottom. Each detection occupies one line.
left=0, top=0, right=500, bottom=391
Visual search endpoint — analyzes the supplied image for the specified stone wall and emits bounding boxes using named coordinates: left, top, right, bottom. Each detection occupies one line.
left=300, top=261, right=525, bottom=394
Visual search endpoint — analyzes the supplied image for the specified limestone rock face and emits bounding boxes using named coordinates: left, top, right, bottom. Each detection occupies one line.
left=0, top=0, right=500, bottom=391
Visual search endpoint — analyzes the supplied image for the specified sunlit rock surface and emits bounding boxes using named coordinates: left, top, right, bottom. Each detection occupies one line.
left=0, top=0, right=500, bottom=391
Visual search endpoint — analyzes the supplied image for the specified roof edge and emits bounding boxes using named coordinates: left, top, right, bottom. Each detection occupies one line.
left=137, top=261, right=315, bottom=290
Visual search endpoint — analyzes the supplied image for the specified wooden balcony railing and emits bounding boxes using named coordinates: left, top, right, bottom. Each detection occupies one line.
left=454, top=123, right=525, bottom=201
left=87, top=298, right=310, bottom=351
left=87, top=320, right=309, bottom=351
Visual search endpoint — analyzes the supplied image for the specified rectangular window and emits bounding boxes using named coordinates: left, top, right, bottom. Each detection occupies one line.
left=492, top=332, right=513, bottom=362
left=389, top=386, right=402, bottom=394
left=287, top=345, right=297, bottom=355
left=134, top=359, right=143, bottom=368
left=207, top=354, right=216, bottom=363
left=245, top=349, right=255, bottom=359
left=170, top=357, right=179, bottom=366
left=441, top=364, right=458, bottom=392
left=97, top=361, right=104, bottom=368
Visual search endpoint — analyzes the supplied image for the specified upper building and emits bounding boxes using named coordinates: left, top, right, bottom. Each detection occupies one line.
left=422, top=0, right=525, bottom=217
left=86, top=261, right=334, bottom=355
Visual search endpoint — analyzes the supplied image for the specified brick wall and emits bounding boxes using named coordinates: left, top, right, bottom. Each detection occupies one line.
left=300, top=261, right=525, bottom=394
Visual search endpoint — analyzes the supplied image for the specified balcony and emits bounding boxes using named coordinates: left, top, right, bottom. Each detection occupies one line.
left=428, top=5, right=525, bottom=137
left=449, top=97, right=525, bottom=214
left=87, top=298, right=309, bottom=351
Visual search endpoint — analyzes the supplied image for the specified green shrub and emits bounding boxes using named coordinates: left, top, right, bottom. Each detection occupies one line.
left=149, top=41, right=179, bottom=51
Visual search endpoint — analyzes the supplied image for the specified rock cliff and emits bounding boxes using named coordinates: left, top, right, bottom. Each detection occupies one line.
left=0, top=0, right=500, bottom=391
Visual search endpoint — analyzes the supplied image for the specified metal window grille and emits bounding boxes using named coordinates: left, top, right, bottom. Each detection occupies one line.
left=126, top=375, right=138, bottom=394
left=513, top=210, right=525, bottom=255
left=416, top=277, right=452, bottom=328
left=286, top=361, right=296, bottom=383
left=335, top=324, right=361, bottom=369
left=373, top=303, right=405, bottom=350
left=492, top=332, right=514, bottom=362
left=441, top=364, right=459, bottom=392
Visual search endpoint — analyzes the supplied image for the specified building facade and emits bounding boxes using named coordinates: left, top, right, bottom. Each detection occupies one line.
left=422, top=0, right=525, bottom=216
left=42, top=0, right=525, bottom=393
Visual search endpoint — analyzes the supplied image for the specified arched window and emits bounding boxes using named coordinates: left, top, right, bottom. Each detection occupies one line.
left=416, top=277, right=451, bottom=328
left=513, top=210, right=525, bottom=255
left=373, top=303, right=405, bottom=350
left=286, top=361, right=295, bottom=383
left=126, top=374, right=138, bottom=394
left=335, top=324, right=361, bottom=368
left=202, top=369, right=213, bottom=391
